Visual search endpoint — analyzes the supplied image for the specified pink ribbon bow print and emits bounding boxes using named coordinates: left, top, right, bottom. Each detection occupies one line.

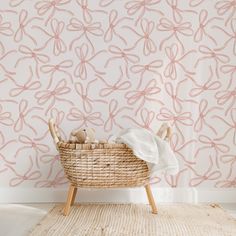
left=14, top=9, right=41, bottom=45
left=10, top=67, right=41, bottom=97
left=105, top=45, right=140, bottom=78
left=75, top=79, right=107, bottom=113
left=40, top=60, right=73, bottom=88
left=124, top=19, right=157, bottom=56
left=157, top=108, right=194, bottom=143
left=35, top=0, right=73, bottom=26
left=33, top=19, right=67, bottom=56
left=215, top=87, right=236, bottom=115
left=98, top=68, right=131, bottom=97
left=0, top=104, right=14, bottom=126
left=164, top=168, right=188, bottom=187
left=0, top=50, right=17, bottom=76
left=170, top=133, right=197, bottom=164
left=166, top=0, right=197, bottom=23
left=165, top=81, right=181, bottom=109
left=67, top=18, right=85, bottom=50
left=194, top=45, right=230, bottom=78
left=14, top=100, right=42, bottom=135
left=148, top=176, right=161, bottom=185
left=0, top=15, right=14, bottom=55
left=0, top=132, right=4, bottom=145
left=104, top=99, right=131, bottom=132
left=0, top=15, right=13, bottom=36
left=67, top=18, right=103, bottom=52
left=213, top=108, right=236, bottom=145
left=75, top=83, right=93, bottom=113
left=10, top=0, right=25, bottom=7
left=220, top=64, right=236, bottom=89
left=125, top=79, right=163, bottom=116
left=189, top=0, right=205, bottom=7
left=213, top=18, right=236, bottom=55
left=189, top=72, right=221, bottom=97
left=194, top=99, right=221, bottom=135
left=220, top=154, right=236, bottom=179
left=67, top=107, right=104, bottom=128
left=194, top=9, right=221, bottom=44
left=215, top=0, right=236, bottom=26
left=99, top=0, right=114, bottom=7
left=187, top=156, right=221, bottom=187
left=130, top=60, right=163, bottom=89
left=105, top=45, right=140, bottom=66
left=125, top=0, right=163, bottom=26
left=77, top=0, right=93, bottom=23
left=35, top=79, right=74, bottom=115
left=76, top=0, right=106, bottom=24
left=100, top=79, right=131, bottom=97
left=35, top=169, right=68, bottom=187
left=195, top=135, right=230, bottom=168
left=15, top=135, right=50, bottom=168
left=215, top=178, right=236, bottom=188
left=33, top=108, right=66, bottom=141
left=157, top=18, right=193, bottom=53
left=0, top=167, right=7, bottom=175
left=104, top=10, right=131, bottom=44
left=123, top=108, right=155, bottom=130
left=15, top=45, right=49, bottom=78
left=164, top=44, right=196, bottom=80
left=6, top=156, right=41, bottom=187
left=17, top=135, right=50, bottom=154
left=40, top=154, right=60, bottom=179
left=0, top=137, right=16, bottom=165
left=198, top=135, right=230, bottom=153
left=74, top=43, right=105, bottom=80
left=165, top=80, right=197, bottom=113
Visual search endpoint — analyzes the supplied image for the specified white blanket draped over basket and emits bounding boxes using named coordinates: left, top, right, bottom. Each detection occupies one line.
left=115, top=128, right=179, bottom=177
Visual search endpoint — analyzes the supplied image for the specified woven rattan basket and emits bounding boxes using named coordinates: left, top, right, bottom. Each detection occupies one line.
left=58, top=142, right=150, bottom=188
left=48, top=119, right=171, bottom=215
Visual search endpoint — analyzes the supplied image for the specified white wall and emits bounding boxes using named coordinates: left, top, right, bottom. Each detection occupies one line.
left=0, top=0, right=235, bottom=202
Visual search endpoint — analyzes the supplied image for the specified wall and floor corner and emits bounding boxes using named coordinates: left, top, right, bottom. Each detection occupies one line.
left=0, top=0, right=235, bottom=203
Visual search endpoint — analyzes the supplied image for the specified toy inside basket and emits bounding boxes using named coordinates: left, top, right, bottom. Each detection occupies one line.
left=48, top=119, right=172, bottom=215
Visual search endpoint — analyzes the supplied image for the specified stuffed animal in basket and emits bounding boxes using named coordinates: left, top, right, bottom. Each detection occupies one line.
left=70, top=128, right=98, bottom=144
left=69, top=128, right=108, bottom=144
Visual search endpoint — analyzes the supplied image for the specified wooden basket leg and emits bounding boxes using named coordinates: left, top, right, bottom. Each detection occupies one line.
left=145, top=184, right=157, bottom=214
left=63, top=184, right=76, bottom=216
left=71, top=187, right=77, bottom=206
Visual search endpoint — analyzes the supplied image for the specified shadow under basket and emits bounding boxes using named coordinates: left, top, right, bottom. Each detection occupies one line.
left=49, top=119, right=172, bottom=216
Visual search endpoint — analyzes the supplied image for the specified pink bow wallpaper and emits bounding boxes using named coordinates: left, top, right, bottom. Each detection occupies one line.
left=0, top=0, right=235, bottom=189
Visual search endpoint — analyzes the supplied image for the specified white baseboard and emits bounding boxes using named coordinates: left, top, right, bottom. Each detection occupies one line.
left=0, top=187, right=235, bottom=203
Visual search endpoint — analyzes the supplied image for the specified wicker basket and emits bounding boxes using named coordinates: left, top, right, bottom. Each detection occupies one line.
left=58, top=142, right=150, bottom=188
left=48, top=119, right=171, bottom=215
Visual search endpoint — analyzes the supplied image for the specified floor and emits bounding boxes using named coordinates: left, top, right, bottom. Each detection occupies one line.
left=0, top=203, right=235, bottom=236
left=0, top=203, right=54, bottom=236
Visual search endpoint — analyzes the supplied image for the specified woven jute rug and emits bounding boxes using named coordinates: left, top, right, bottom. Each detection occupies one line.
left=29, top=204, right=236, bottom=236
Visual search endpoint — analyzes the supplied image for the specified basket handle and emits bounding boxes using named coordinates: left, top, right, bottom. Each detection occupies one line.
left=48, top=118, right=61, bottom=145
left=157, top=123, right=172, bottom=142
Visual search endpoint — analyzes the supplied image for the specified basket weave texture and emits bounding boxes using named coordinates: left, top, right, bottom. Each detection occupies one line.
left=57, top=141, right=149, bottom=188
